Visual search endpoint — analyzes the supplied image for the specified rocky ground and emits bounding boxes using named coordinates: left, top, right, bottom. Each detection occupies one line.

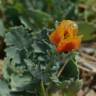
left=77, top=42, right=96, bottom=96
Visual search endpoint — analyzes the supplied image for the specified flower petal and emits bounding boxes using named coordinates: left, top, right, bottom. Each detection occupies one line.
left=56, top=37, right=81, bottom=53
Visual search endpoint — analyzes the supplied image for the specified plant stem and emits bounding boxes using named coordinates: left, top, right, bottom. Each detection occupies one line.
left=40, top=80, right=47, bottom=96
left=57, top=59, right=69, bottom=78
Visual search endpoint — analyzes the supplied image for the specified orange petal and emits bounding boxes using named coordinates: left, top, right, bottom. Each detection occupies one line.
left=55, top=20, right=78, bottom=39
left=49, top=31, right=61, bottom=45
left=56, top=37, right=81, bottom=53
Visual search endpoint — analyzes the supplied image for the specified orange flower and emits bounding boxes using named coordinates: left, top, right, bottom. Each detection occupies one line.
left=49, top=20, right=81, bottom=53
left=56, top=37, right=81, bottom=53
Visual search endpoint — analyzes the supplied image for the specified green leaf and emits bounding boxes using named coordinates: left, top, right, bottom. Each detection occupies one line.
left=78, top=22, right=96, bottom=41
left=5, top=47, right=21, bottom=64
left=60, top=57, right=79, bottom=80
left=29, top=9, right=52, bottom=27
left=3, top=58, right=10, bottom=80
left=32, top=43, right=43, bottom=53
left=0, top=19, right=5, bottom=37
left=5, top=26, right=32, bottom=48
left=0, top=80, right=10, bottom=96
left=10, top=75, right=32, bottom=91
left=5, top=7, right=21, bottom=26
left=56, top=79, right=82, bottom=95
left=19, top=15, right=33, bottom=29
